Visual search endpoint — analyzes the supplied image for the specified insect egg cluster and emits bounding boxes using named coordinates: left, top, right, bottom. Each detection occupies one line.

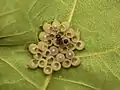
left=28, top=20, right=85, bottom=75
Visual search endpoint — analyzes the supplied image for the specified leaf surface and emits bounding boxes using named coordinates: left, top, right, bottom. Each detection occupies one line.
left=0, top=0, right=120, bottom=90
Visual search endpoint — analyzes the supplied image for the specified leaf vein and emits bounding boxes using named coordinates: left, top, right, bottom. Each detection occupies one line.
left=100, top=56, right=120, bottom=81
left=27, top=0, right=39, bottom=13
left=0, top=20, right=16, bottom=32
left=68, top=0, right=78, bottom=23
left=43, top=1, right=79, bottom=89
left=0, top=8, right=19, bottom=18
left=0, top=78, right=24, bottom=86
left=78, top=46, right=120, bottom=58
left=60, top=0, right=68, bottom=6
left=53, top=77, right=98, bottom=90
left=0, top=30, right=32, bottom=38
left=0, top=57, right=40, bottom=89
left=41, top=75, right=52, bottom=90
left=32, top=6, right=49, bottom=20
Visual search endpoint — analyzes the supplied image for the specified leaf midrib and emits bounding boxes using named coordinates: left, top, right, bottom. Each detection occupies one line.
left=43, top=0, right=78, bottom=90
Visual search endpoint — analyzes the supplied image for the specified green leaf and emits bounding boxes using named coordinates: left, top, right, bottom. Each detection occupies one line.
left=0, top=0, right=120, bottom=90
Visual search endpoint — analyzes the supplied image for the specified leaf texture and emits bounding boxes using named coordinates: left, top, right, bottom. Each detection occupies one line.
left=0, top=0, right=120, bottom=90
